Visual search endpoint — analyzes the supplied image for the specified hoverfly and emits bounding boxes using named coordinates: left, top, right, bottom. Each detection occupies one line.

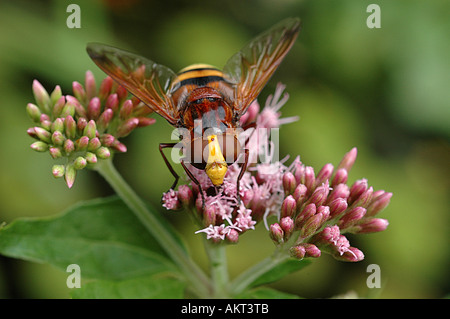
left=87, top=18, right=300, bottom=204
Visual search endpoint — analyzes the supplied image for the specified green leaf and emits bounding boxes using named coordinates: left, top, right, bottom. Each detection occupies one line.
left=71, top=274, right=185, bottom=299
left=0, top=196, right=180, bottom=281
left=249, top=258, right=311, bottom=288
left=235, top=287, right=300, bottom=299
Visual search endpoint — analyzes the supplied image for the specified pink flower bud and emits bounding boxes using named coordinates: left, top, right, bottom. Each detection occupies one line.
left=317, top=205, right=330, bottom=223
left=50, top=85, right=62, bottom=105
left=162, top=189, right=181, bottom=210
left=49, top=146, right=62, bottom=159
left=315, top=163, right=333, bottom=188
left=306, top=182, right=329, bottom=207
left=339, top=207, right=366, bottom=229
left=63, top=139, right=75, bottom=155
left=51, top=118, right=65, bottom=133
left=106, top=93, right=119, bottom=111
left=331, top=168, right=348, bottom=187
left=353, top=218, right=389, bottom=234
left=349, top=179, right=368, bottom=204
left=30, top=141, right=48, bottom=152
left=100, top=133, right=115, bottom=147
left=226, top=229, right=240, bottom=244
left=52, top=96, right=66, bottom=118
left=87, top=97, right=101, bottom=120
left=280, top=217, right=294, bottom=240
left=34, top=127, right=51, bottom=143
left=119, top=99, right=134, bottom=119
left=85, top=152, right=97, bottom=164
left=327, top=183, right=350, bottom=204
left=99, top=76, right=113, bottom=101
left=303, top=166, right=315, bottom=194
left=26, top=103, right=42, bottom=123
left=300, top=213, right=324, bottom=239
left=290, top=245, right=306, bottom=259
left=52, top=164, right=65, bottom=178
left=85, top=71, right=97, bottom=101
left=283, top=171, right=297, bottom=195
left=281, top=195, right=296, bottom=218
left=269, top=223, right=284, bottom=244
left=83, top=120, right=97, bottom=139
left=75, top=136, right=89, bottom=151
left=295, top=203, right=316, bottom=229
left=137, top=117, right=156, bottom=127
left=334, top=247, right=364, bottom=262
left=72, top=81, right=86, bottom=102
left=116, top=118, right=139, bottom=137
left=32, top=80, right=50, bottom=113
left=73, top=156, right=87, bottom=170
left=64, top=115, right=76, bottom=139
left=178, top=185, right=194, bottom=208
left=293, top=183, right=308, bottom=209
left=304, top=243, right=321, bottom=258
left=87, top=137, right=101, bottom=152
left=366, top=192, right=392, bottom=217
left=65, top=95, right=86, bottom=118
left=97, top=108, right=114, bottom=131
left=337, top=147, right=357, bottom=173
left=328, top=198, right=348, bottom=218
left=96, top=146, right=111, bottom=159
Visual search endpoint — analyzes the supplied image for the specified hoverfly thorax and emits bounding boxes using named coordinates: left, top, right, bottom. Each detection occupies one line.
left=87, top=17, right=301, bottom=200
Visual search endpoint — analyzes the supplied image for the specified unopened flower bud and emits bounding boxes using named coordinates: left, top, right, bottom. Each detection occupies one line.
left=30, top=141, right=48, bottom=152
left=99, top=76, right=113, bottom=101
left=52, top=96, right=66, bottom=118
left=303, top=166, right=315, bottom=194
left=106, top=93, right=119, bottom=111
left=352, top=186, right=373, bottom=208
left=366, top=192, right=392, bottom=217
left=178, top=185, right=194, bottom=208
left=315, top=163, right=333, bottom=187
left=64, top=115, right=76, bottom=139
left=306, top=182, right=329, bottom=207
left=349, top=179, right=368, bottom=204
left=50, top=85, right=62, bottom=105
left=51, top=118, right=65, bottom=133
left=96, top=146, right=111, bottom=159
left=334, top=247, right=364, bottom=262
left=34, top=127, right=51, bottom=143
left=331, top=168, right=348, bottom=187
left=328, top=198, right=348, bottom=218
left=327, top=183, right=350, bottom=204
left=317, top=205, right=330, bottom=223
left=64, top=164, right=76, bottom=188
left=83, top=120, right=97, bottom=139
left=116, top=117, right=139, bottom=138
left=269, top=223, right=284, bottom=244
left=32, top=80, right=50, bottom=113
left=49, top=146, right=62, bottom=159
left=65, top=95, right=86, bottom=118
left=97, top=108, right=114, bottom=131
left=339, top=207, right=366, bottom=229
left=337, top=147, right=357, bottom=173
left=85, top=152, right=97, bottom=164
left=303, top=243, right=321, bottom=258
left=283, top=171, right=297, bottom=196
left=290, top=245, right=306, bottom=259
left=226, top=229, right=239, bottom=244
left=60, top=101, right=76, bottom=118
left=52, top=164, right=65, bottom=178
left=137, top=117, right=156, bottom=127
left=73, top=156, right=87, bottom=170
left=281, top=195, right=296, bottom=218
left=87, top=97, right=101, bottom=120
left=26, top=103, right=42, bottom=123
left=300, top=213, right=324, bottom=239
left=85, top=71, right=97, bottom=101
left=51, top=131, right=65, bottom=146
left=280, top=216, right=294, bottom=240
left=162, top=189, right=181, bottom=210
left=72, top=81, right=86, bottom=102
left=77, top=117, right=88, bottom=133
left=295, top=203, right=316, bottom=229
left=112, top=141, right=127, bottom=153
left=293, top=184, right=308, bottom=209
left=75, top=136, right=89, bottom=151
left=352, top=218, right=389, bottom=234
left=119, top=99, right=134, bottom=119
left=87, top=137, right=101, bottom=152
left=63, top=139, right=75, bottom=155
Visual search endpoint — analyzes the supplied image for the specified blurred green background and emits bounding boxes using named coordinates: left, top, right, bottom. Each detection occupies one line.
left=0, top=0, right=448, bottom=298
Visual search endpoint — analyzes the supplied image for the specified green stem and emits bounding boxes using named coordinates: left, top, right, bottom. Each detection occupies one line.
left=229, top=248, right=289, bottom=295
left=205, top=241, right=229, bottom=298
left=94, top=159, right=211, bottom=297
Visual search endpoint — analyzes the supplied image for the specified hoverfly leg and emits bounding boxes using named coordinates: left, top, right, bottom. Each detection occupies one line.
left=180, top=159, right=206, bottom=210
left=159, top=143, right=180, bottom=191
left=236, top=148, right=249, bottom=207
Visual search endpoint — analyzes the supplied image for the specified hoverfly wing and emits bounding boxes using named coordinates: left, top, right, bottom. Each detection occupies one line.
left=87, top=43, right=180, bottom=125
left=223, top=18, right=301, bottom=116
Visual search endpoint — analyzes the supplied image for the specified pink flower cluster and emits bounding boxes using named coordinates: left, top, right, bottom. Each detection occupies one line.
left=162, top=84, right=391, bottom=261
